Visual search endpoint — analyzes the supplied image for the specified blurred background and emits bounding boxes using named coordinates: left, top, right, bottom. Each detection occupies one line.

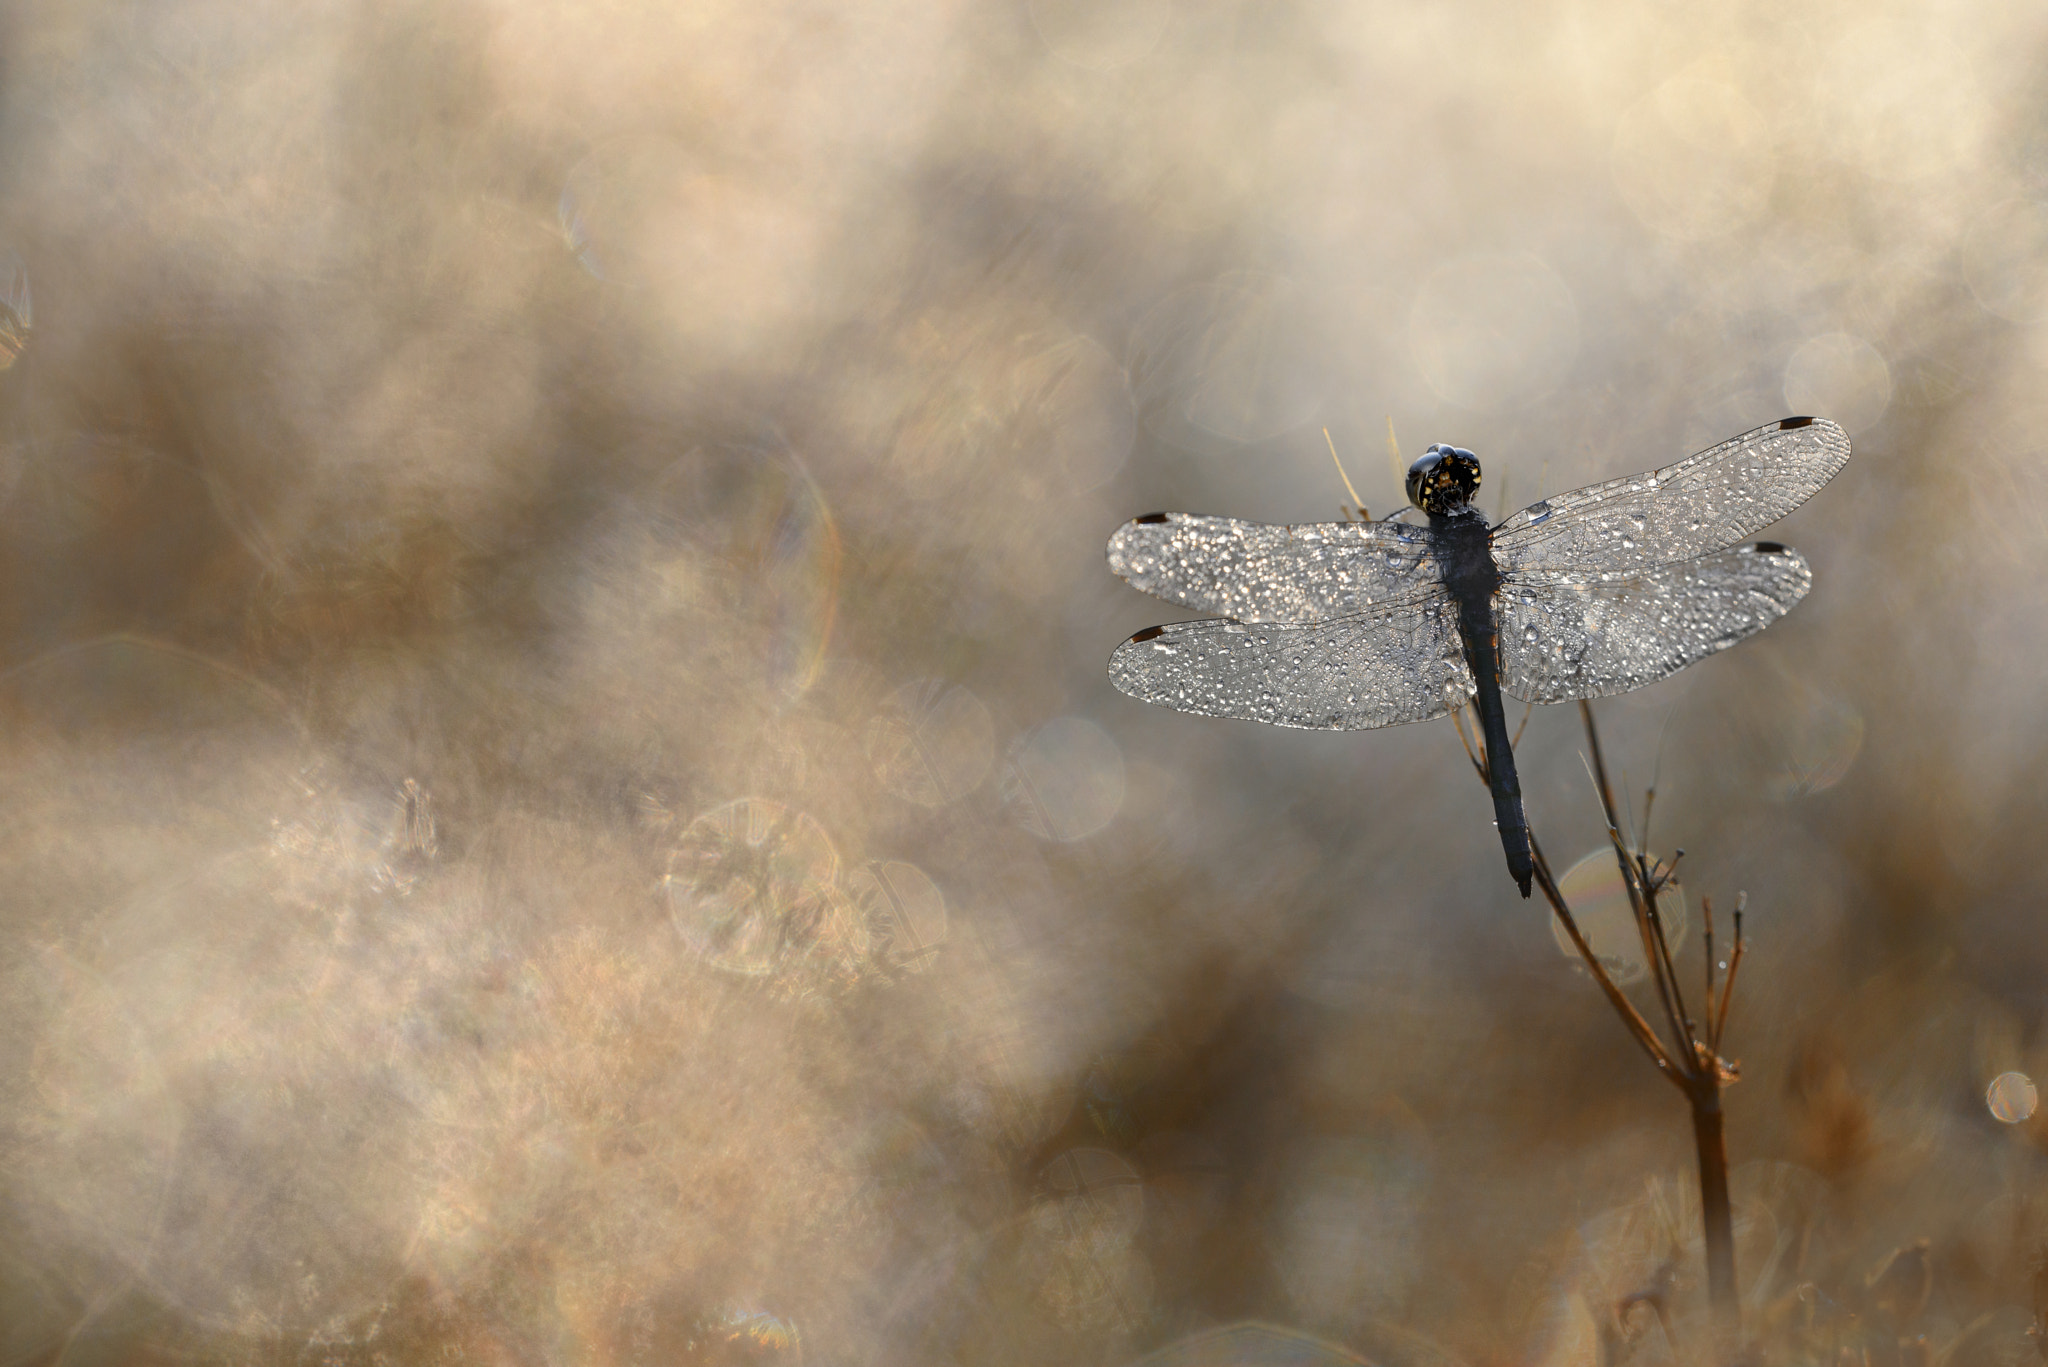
left=1, top=0, right=2046, bottom=1362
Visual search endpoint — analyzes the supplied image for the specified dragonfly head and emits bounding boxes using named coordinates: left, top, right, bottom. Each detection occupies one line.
left=1406, top=444, right=1482, bottom=515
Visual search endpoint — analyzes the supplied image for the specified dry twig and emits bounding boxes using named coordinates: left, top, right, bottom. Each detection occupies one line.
left=1460, top=699, right=1751, bottom=1343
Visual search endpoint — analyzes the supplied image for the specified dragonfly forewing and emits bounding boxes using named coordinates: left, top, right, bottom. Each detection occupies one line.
left=1107, top=512, right=1439, bottom=622
left=1496, top=542, right=1813, bottom=704
left=1490, top=417, right=1849, bottom=576
left=1108, top=589, right=1475, bottom=730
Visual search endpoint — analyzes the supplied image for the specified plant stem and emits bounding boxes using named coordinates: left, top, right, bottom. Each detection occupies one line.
left=1690, top=1072, right=1738, bottom=1335
left=1581, top=707, right=1695, bottom=1055
left=1529, top=831, right=1682, bottom=1083
left=1575, top=702, right=1742, bottom=1336
left=1464, top=701, right=1747, bottom=1337
left=1712, top=909, right=1745, bottom=1054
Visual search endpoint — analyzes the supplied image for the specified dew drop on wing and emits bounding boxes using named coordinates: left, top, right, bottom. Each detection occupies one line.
left=1523, top=623, right=1538, bottom=644
left=1526, top=500, right=1552, bottom=525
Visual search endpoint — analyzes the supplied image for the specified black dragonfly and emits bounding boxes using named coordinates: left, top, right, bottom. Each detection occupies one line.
left=1105, top=416, right=1851, bottom=897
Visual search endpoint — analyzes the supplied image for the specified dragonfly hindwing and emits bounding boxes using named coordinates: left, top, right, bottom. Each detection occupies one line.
left=1497, top=543, right=1812, bottom=703
left=1108, top=590, right=1474, bottom=730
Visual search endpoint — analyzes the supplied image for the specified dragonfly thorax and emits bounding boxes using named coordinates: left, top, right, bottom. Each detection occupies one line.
left=1406, top=444, right=1482, bottom=516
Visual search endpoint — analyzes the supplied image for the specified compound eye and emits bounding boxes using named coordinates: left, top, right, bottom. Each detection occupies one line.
left=1405, top=449, right=1445, bottom=509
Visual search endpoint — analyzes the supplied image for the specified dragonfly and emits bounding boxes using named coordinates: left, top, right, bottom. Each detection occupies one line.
left=1105, top=416, right=1851, bottom=897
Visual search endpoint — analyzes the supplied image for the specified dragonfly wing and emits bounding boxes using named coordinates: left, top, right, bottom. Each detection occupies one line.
left=1107, top=512, right=1439, bottom=622
left=1497, top=543, right=1812, bottom=704
left=1491, top=417, right=1849, bottom=575
left=1108, top=588, right=1473, bottom=730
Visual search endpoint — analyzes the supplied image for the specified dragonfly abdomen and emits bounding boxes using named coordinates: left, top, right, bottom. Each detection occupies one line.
left=1433, top=508, right=1534, bottom=897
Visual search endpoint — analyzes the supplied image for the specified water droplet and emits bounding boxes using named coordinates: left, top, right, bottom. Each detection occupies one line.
left=668, top=798, right=843, bottom=978
left=1002, top=716, right=1126, bottom=841
left=708, top=1309, right=802, bottom=1359
left=1522, top=623, right=1539, bottom=644
left=1548, top=848, right=1686, bottom=986
left=1989, top=1071, right=2038, bottom=1124
left=845, top=861, right=947, bottom=973
left=865, top=680, right=995, bottom=806
left=1765, top=692, right=1865, bottom=800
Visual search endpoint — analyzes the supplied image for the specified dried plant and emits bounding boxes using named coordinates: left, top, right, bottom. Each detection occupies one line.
left=1455, top=699, right=1749, bottom=1345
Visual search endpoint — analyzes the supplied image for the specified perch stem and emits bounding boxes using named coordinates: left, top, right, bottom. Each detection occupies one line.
left=1577, top=701, right=1739, bottom=1336
left=1581, top=707, right=1694, bottom=1049
left=1703, top=894, right=1717, bottom=1030
left=1527, top=830, right=1682, bottom=1084
left=1691, top=1069, right=1738, bottom=1333
left=1713, top=912, right=1745, bottom=1054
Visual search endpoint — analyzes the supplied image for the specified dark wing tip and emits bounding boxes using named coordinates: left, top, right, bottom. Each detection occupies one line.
left=1778, top=415, right=1817, bottom=430
left=1133, top=512, right=1172, bottom=525
left=1753, top=540, right=1790, bottom=554
left=1128, top=625, right=1167, bottom=643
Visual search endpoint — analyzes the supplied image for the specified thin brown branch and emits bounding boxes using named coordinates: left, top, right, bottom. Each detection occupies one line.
left=1527, top=830, right=1686, bottom=1086
left=1578, top=700, right=1623, bottom=828
left=1641, top=874, right=1695, bottom=1048
left=1641, top=910, right=1693, bottom=1062
left=1712, top=903, right=1746, bottom=1053
left=1451, top=706, right=1487, bottom=782
left=1652, top=848, right=1684, bottom=893
left=1702, top=893, right=1717, bottom=1033
left=1581, top=704, right=1696, bottom=1061
left=1567, top=704, right=1740, bottom=1328
left=1456, top=719, right=1681, bottom=1082
left=1455, top=698, right=1707, bottom=1097
left=1621, top=768, right=1642, bottom=855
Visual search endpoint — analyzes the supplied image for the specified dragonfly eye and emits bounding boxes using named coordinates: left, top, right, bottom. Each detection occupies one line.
left=1406, top=444, right=1482, bottom=514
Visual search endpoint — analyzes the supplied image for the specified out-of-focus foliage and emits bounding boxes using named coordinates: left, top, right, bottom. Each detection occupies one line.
left=1, top=0, right=2046, bottom=1362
